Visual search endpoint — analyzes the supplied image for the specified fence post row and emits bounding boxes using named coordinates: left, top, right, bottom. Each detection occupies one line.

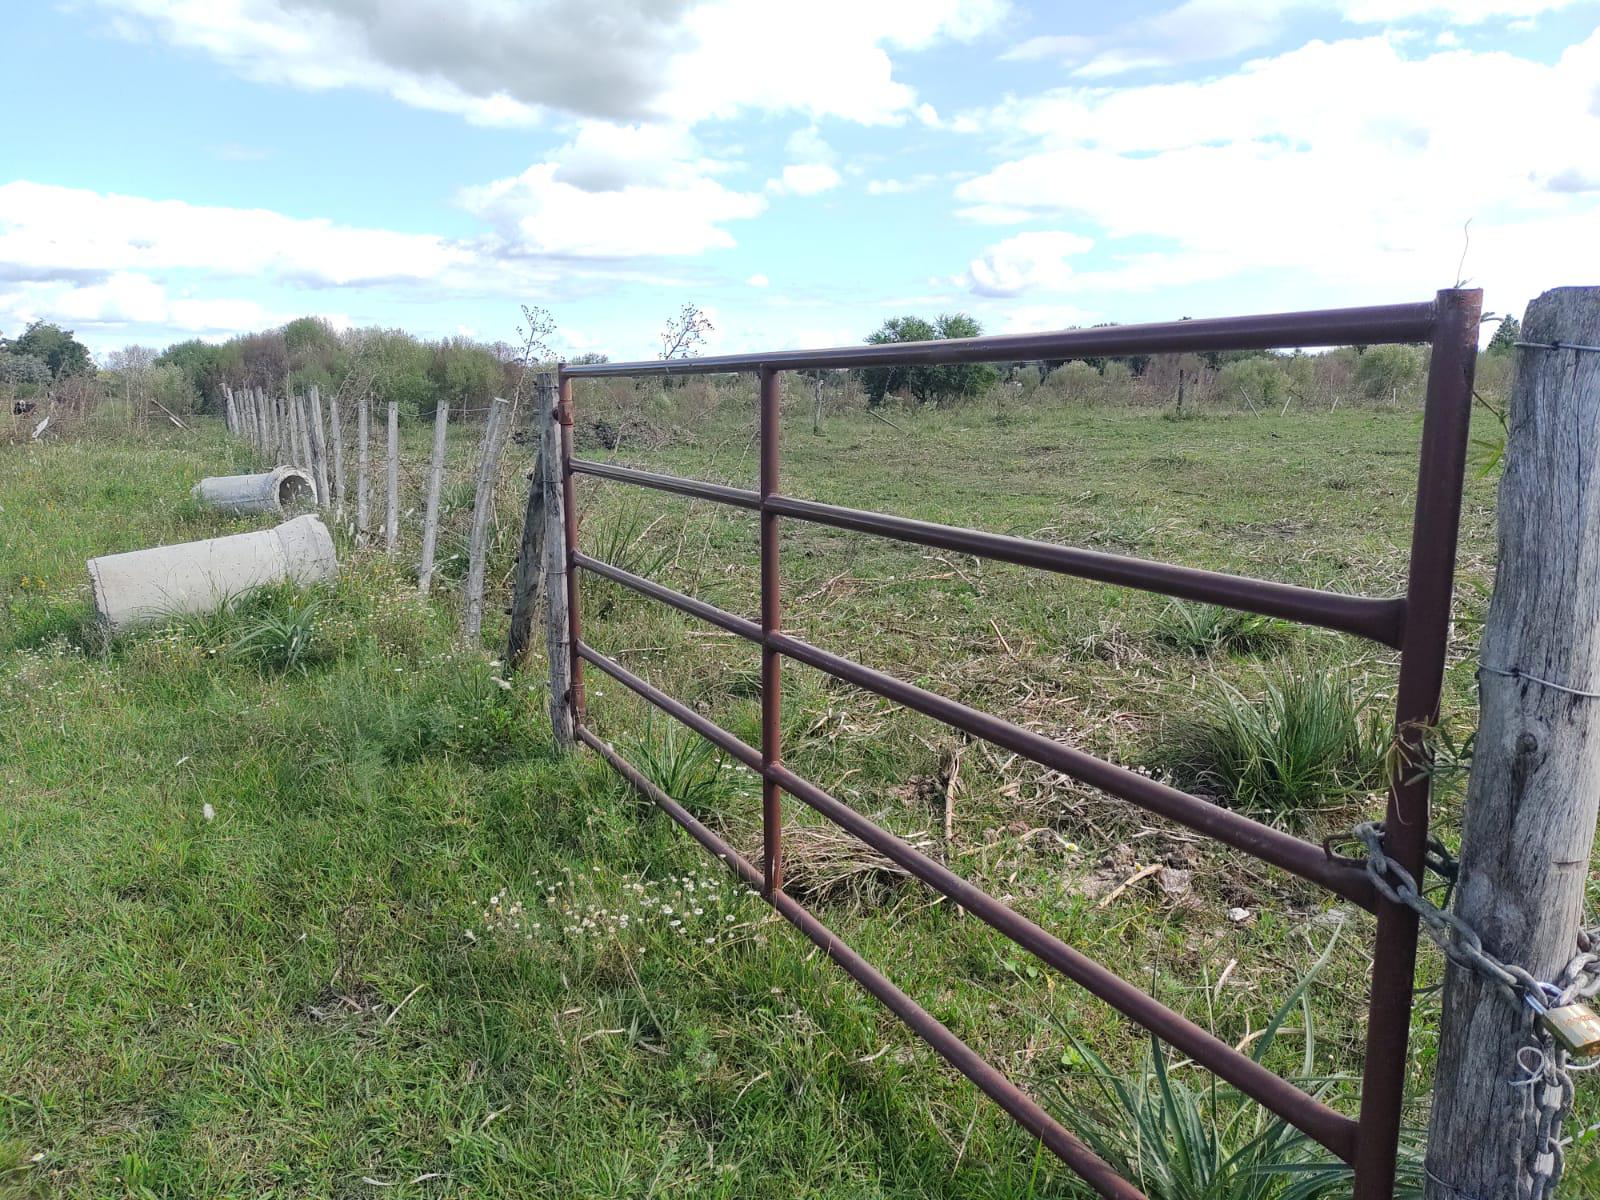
left=538, top=293, right=1491, bottom=1200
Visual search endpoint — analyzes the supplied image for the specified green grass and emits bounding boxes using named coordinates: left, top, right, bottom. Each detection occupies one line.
left=1164, top=666, right=1390, bottom=823
left=1, top=392, right=1592, bottom=1196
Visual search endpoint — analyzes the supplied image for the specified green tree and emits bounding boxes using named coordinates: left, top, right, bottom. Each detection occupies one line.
left=859, top=313, right=997, bottom=407
left=283, top=316, right=346, bottom=391
left=156, top=340, right=231, bottom=413
left=428, top=337, right=502, bottom=419
left=1487, top=315, right=1520, bottom=355
left=10, top=321, right=92, bottom=378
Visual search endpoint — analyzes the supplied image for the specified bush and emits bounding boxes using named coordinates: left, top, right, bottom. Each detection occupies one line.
left=1043, top=360, right=1104, bottom=404
left=1354, top=344, right=1423, bottom=400
left=1216, top=357, right=1287, bottom=409
left=1166, top=666, right=1387, bottom=822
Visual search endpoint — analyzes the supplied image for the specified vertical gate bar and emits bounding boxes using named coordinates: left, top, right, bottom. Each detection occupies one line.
left=760, top=366, right=783, bottom=896
left=1352, top=287, right=1481, bottom=1200
left=558, top=371, right=586, bottom=730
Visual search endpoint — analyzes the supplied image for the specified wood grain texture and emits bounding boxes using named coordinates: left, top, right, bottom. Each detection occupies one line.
left=1426, top=288, right=1600, bottom=1199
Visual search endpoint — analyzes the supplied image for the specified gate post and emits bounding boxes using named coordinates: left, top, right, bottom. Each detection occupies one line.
left=1426, top=287, right=1600, bottom=1198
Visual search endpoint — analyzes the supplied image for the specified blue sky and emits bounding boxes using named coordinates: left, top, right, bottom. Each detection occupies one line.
left=3, top=0, right=1598, bottom=359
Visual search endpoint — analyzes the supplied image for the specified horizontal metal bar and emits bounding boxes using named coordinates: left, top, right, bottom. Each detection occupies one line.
left=559, top=301, right=1437, bottom=378
left=571, top=645, right=1357, bottom=1158
left=766, top=762, right=1358, bottom=1161
left=768, top=495, right=1406, bottom=648
left=571, top=458, right=761, bottom=510
left=567, top=554, right=1374, bottom=908
left=772, top=629, right=1375, bottom=911
left=575, top=554, right=763, bottom=641
left=576, top=724, right=1148, bottom=1199
left=577, top=641, right=762, bottom=770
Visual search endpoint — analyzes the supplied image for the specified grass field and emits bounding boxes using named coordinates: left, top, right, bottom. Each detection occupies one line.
left=4, top=390, right=1596, bottom=1197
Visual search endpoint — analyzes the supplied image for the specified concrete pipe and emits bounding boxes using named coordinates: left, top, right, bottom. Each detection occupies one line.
left=87, top=514, right=339, bottom=632
left=191, top=466, right=316, bottom=516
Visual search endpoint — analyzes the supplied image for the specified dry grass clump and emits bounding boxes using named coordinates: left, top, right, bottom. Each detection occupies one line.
left=773, top=823, right=936, bottom=907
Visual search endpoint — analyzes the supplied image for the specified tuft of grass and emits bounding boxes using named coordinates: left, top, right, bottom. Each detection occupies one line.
left=1049, top=934, right=1423, bottom=1199
left=1153, top=602, right=1291, bottom=657
left=584, top=492, right=674, bottom=581
left=226, top=593, right=327, bottom=674
left=1165, top=666, right=1388, bottom=822
left=627, top=720, right=740, bottom=814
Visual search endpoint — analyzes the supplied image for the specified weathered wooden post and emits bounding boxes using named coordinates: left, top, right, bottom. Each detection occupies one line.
left=224, top=385, right=238, bottom=437
left=328, top=394, right=346, bottom=516
left=295, top=393, right=314, bottom=472
left=417, top=400, right=450, bottom=593
left=307, top=385, right=330, bottom=507
left=385, top=400, right=400, bottom=555
left=1426, top=287, right=1600, bottom=1199
left=356, top=396, right=371, bottom=543
left=506, top=377, right=551, bottom=671
left=542, top=376, right=573, bottom=748
left=462, top=397, right=510, bottom=642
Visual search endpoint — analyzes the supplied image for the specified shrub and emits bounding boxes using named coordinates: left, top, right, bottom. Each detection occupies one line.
left=1043, top=360, right=1104, bottom=404
left=1216, top=357, right=1287, bottom=409
left=1166, top=666, right=1388, bottom=822
left=1354, top=345, right=1423, bottom=400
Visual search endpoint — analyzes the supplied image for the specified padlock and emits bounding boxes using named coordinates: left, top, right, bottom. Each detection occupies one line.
left=1537, top=1001, right=1600, bottom=1058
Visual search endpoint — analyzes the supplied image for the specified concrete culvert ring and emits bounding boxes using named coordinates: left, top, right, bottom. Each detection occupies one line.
left=277, top=471, right=315, bottom=511
left=192, top=467, right=317, bottom=516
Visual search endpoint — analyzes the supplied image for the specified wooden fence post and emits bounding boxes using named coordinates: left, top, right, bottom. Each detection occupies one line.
left=385, top=400, right=399, bottom=555
left=462, top=397, right=510, bottom=643
left=296, top=393, right=314, bottom=472
left=328, top=394, right=346, bottom=516
left=542, top=377, right=573, bottom=748
left=1425, top=288, right=1600, bottom=1199
left=307, top=385, right=330, bottom=507
left=418, top=400, right=450, bottom=593
left=356, top=396, right=371, bottom=543
left=506, top=378, right=551, bottom=671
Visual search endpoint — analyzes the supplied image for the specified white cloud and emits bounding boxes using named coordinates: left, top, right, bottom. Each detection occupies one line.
left=746, top=273, right=770, bottom=287
left=955, top=33, right=1600, bottom=317
left=965, top=231, right=1095, bottom=297
left=867, top=174, right=940, bottom=195
left=0, top=272, right=289, bottom=336
left=91, top=0, right=1008, bottom=127
left=455, top=118, right=773, bottom=257
left=767, top=163, right=843, bottom=196
left=0, top=181, right=467, bottom=287
left=1003, top=0, right=1584, bottom=77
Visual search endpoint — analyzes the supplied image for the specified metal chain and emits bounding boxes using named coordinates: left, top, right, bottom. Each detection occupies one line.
left=1350, top=822, right=1600, bottom=1199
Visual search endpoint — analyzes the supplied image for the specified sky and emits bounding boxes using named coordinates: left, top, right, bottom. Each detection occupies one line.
left=2, top=0, right=1598, bottom=361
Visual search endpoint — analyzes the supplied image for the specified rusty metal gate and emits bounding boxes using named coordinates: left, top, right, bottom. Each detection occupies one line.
left=552, top=288, right=1482, bottom=1199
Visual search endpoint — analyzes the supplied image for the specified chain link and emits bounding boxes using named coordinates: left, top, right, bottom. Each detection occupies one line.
left=1350, top=822, right=1600, bottom=1200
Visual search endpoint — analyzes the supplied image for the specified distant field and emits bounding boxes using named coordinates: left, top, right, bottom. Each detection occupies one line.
left=4, top=394, right=1595, bottom=1197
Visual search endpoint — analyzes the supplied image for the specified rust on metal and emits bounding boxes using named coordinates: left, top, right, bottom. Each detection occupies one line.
left=554, top=290, right=1480, bottom=1199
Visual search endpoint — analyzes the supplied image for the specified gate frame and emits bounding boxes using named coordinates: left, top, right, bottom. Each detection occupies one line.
left=551, top=289, right=1482, bottom=1200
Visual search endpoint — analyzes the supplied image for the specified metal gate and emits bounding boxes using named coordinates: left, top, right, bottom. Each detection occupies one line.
left=552, top=289, right=1481, bottom=1199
